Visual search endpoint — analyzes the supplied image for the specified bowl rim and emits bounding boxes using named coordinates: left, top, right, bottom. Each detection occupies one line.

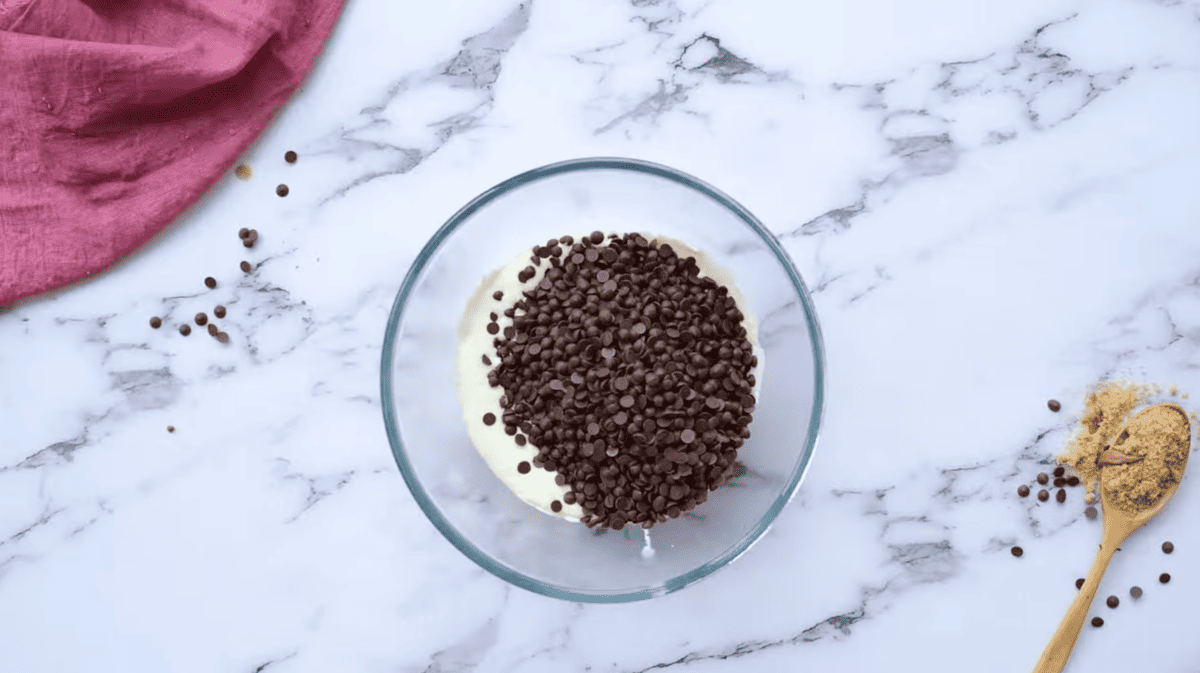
left=380, top=156, right=826, bottom=603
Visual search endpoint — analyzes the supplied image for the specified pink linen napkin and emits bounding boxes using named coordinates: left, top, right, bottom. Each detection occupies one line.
left=0, top=0, right=345, bottom=306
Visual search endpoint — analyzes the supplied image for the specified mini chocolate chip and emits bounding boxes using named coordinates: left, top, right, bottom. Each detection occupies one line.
left=150, top=316, right=162, bottom=329
left=1106, top=595, right=1119, bottom=608
left=482, top=354, right=491, bottom=366
left=1091, top=617, right=1103, bottom=628
left=284, top=150, right=297, bottom=163
left=239, top=228, right=250, bottom=239
left=483, top=413, right=496, bottom=426
left=515, top=434, right=526, bottom=446
left=1048, top=399, right=1061, bottom=412
left=1037, top=473, right=1049, bottom=485
left=1038, top=489, right=1050, bottom=502
left=487, top=323, right=500, bottom=335
left=1076, top=578, right=1085, bottom=590
left=493, top=291, right=503, bottom=301
left=276, top=184, right=289, bottom=197
left=1011, top=546, right=1023, bottom=557
left=1054, top=466, right=1065, bottom=477
left=207, top=324, right=219, bottom=336
left=195, top=312, right=208, bottom=326
left=215, top=332, right=230, bottom=343
left=167, top=425, right=175, bottom=433
left=179, top=324, right=191, bottom=336
left=1163, top=541, right=1174, bottom=554
left=240, top=261, right=252, bottom=273
left=1131, top=586, right=1142, bottom=598
left=1066, top=476, right=1080, bottom=487
left=1056, top=489, right=1067, bottom=503
left=1054, top=477, right=1066, bottom=487
left=680, top=429, right=696, bottom=443
left=517, top=461, right=531, bottom=474
left=205, top=277, right=217, bottom=289
left=214, top=305, right=226, bottom=319
left=1160, top=573, right=1171, bottom=584
left=1085, top=506, right=1098, bottom=519
left=550, top=500, right=563, bottom=513
left=1018, top=485, right=1030, bottom=497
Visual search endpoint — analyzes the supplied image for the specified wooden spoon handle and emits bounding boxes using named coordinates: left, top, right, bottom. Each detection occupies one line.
left=1031, top=525, right=1126, bottom=672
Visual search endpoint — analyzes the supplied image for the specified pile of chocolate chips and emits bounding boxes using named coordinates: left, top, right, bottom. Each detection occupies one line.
left=486, top=232, right=757, bottom=530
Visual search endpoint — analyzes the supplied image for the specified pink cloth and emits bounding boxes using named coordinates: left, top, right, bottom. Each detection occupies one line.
left=0, top=0, right=345, bottom=306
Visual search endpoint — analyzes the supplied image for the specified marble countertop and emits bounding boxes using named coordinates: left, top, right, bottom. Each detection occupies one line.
left=4, top=0, right=1200, bottom=670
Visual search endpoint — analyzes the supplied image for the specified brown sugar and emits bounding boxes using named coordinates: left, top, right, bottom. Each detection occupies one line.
left=1056, top=382, right=1158, bottom=497
left=1101, top=404, right=1189, bottom=513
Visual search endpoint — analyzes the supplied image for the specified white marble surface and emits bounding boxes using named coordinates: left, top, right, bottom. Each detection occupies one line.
left=3, top=0, right=1200, bottom=670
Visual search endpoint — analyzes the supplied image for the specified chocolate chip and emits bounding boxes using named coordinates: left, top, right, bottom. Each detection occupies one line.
left=1011, top=546, right=1023, bottom=557
left=1018, top=485, right=1030, bottom=497
left=517, top=461, right=531, bottom=474
left=179, top=324, right=191, bottom=336
left=1054, top=477, right=1066, bottom=487
left=1131, top=586, right=1142, bottom=598
left=204, top=277, right=217, bottom=289
left=1048, top=399, right=1061, bottom=412
left=1066, top=476, right=1080, bottom=487
left=214, top=305, right=226, bottom=319
left=243, top=230, right=258, bottom=248
left=240, top=261, right=252, bottom=273
left=550, top=500, right=563, bottom=513
left=487, top=323, right=500, bottom=335
left=1037, top=473, right=1049, bottom=485
left=1038, top=489, right=1050, bottom=502
left=1091, top=617, right=1103, bottom=628
left=1106, top=595, right=1119, bottom=608
left=589, top=231, right=604, bottom=244
left=1085, top=506, right=1097, bottom=519
left=515, top=434, right=526, bottom=446
left=284, top=150, right=297, bottom=163
left=150, top=316, right=162, bottom=329
left=215, top=332, right=230, bottom=344
left=482, top=354, right=491, bottom=366
left=195, top=312, right=208, bottom=326
left=167, top=425, right=175, bottom=433
left=493, top=291, right=503, bottom=301
left=1163, top=541, right=1174, bottom=554
left=276, top=184, right=289, bottom=197
left=1056, top=488, right=1067, bottom=503
left=483, top=413, right=496, bottom=426
left=1054, top=466, right=1065, bottom=477
left=239, top=228, right=250, bottom=239
left=680, top=429, right=696, bottom=443
left=1077, top=578, right=1086, bottom=590
left=1160, top=573, right=1171, bottom=584
left=208, top=324, right=219, bottom=336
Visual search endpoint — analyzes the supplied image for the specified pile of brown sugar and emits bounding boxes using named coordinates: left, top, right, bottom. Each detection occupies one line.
left=1056, top=382, right=1193, bottom=513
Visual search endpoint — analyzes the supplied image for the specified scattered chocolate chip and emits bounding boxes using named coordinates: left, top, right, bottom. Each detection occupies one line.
left=150, top=316, right=162, bottom=329
left=234, top=164, right=252, bottom=180
left=1054, top=477, right=1066, bottom=487
left=1038, top=489, right=1050, bottom=502
left=1011, top=546, right=1023, bottom=557
left=1048, top=399, right=1061, bottom=412
left=1067, top=476, right=1080, bottom=487
left=215, top=332, right=230, bottom=344
left=486, top=323, right=499, bottom=335
left=167, top=425, right=175, bottom=433
left=1131, top=586, right=1143, bottom=598
left=207, top=324, right=219, bottom=336
left=1018, top=485, right=1031, bottom=497
left=517, top=461, right=531, bottom=474
left=1106, top=595, right=1119, bottom=608
left=483, top=413, right=496, bottom=426
left=1160, top=573, right=1171, bottom=584
left=1037, top=473, right=1049, bottom=485
left=195, top=312, right=208, bottom=326
left=482, top=354, right=491, bottom=366
left=239, top=227, right=250, bottom=239
left=493, top=291, right=503, bottom=301
left=276, top=184, right=289, bottom=197
left=550, top=500, right=563, bottom=513
left=1091, top=617, right=1103, bottom=628
left=214, top=305, right=226, bottom=319
left=1056, top=488, right=1067, bottom=503
left=1085, top=506, right=1098, bottom=520
left=179, top=324, right=191, bottom=336
left=515, top=434, right=526, bottom=446
left=205, top=277, right=217, bottom=289
left=1054, top=466, right=1065, bottom=478
left=240, top=261, right=252, bottom=273
left=1163, top=541, right=1174, bottom=554
left=284, top=150, right=297, bottom=163
left=1076, top=578, right=1086, bottom=590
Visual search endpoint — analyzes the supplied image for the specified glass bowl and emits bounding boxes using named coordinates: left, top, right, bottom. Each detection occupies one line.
left=381, top=158, right=824, bottom=602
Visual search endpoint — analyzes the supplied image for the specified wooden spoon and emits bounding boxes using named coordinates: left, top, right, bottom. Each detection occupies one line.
left=1032, top=403, right=1191, bottom=672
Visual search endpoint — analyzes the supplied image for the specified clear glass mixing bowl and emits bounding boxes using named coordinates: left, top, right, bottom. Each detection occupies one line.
left=381, top=158, right=824, bottom=602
